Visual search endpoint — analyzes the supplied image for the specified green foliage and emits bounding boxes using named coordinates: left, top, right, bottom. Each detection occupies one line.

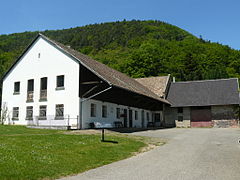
left=0, top=20, right=240, bottom=83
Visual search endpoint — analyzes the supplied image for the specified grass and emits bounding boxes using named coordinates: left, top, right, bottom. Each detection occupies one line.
left=0, top=125, right=146, bottom=180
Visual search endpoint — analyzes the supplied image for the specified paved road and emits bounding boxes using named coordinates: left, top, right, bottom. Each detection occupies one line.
left=60, top=128, right=240, bottom=180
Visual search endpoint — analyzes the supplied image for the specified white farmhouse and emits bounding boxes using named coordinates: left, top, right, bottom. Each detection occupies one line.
left=1, top=34, right=169, bottom=129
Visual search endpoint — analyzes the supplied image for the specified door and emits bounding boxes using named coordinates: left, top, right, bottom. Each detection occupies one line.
left=141, top=110, right=145, bottom=128
left=123, top=109, right=128, bottom=128
left=191, top=106, right=212, bottom=127
left=129, top=110, right=133, bottom=128
left=154, top=113, right=161, bottom=127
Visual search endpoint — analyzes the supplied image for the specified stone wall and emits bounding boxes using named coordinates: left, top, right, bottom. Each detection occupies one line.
left=211, top=105, right=239, bottom=128
left=164, top=106, right=190, bottom=128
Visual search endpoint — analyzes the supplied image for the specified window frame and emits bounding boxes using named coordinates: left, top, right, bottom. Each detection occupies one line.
left=26, top=106, right=33, bottom=120
left=39, top=105, right=47, bottom=120
left=135, top=110, right=138, bottom=120
left=146, top=112, right=150, bottom=122
left=55, top=104, right=64, bottom=120
left=116, top=108, right=120, bottom=119
left=12, top=107, right=19, bottom=120
left=178, top=116, right=183, bottom=122
left=56, top=75, right=65, bottom=90
left=178, top=107, right=183, bottom=113
left=102, top=105, right=107, bottom=118
left=13, top=82, right=20, bottom=94
left=90, top=103, right=96, bottom=117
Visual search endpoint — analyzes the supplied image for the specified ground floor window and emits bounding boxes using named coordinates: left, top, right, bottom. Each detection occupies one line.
left=178, top=107, right=183, bottom=113
left=135, top=111, right=138, bottom=120
left=39, top=105, right=47, bottom=120
left=102, top=105, right=107, bottom=118
left=90, top=103, right=96, bottom=117
left=55, top=104, right=64, bottom=119
left=26, top=106, right=33, bottom=120
left=146, top=112, right=150, bottom=122
left=12, top=107, right=19, bottom=120
left=116, top=108, right=120, bottom=119
left=178, top=116, right=183, bottom=122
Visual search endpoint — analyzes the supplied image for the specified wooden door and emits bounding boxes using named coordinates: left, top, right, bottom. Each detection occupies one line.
left=191, top=106, right=212, bottom=127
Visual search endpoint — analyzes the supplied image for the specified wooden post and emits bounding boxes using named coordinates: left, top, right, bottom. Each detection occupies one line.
left=101, top=129, right=105, bottom=142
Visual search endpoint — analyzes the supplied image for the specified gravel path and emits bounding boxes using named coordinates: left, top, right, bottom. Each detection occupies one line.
left=59, top=128, right=240, bottom=180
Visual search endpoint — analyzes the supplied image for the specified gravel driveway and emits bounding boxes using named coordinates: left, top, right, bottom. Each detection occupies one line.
left=60, top=128, right=240, bottom=180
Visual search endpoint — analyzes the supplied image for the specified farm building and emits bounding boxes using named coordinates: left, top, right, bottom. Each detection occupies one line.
left=166, top=79, right=240, bottom=128
left=1, top=33, right=169, bottom=129
left=1, top=34, right=239, bottom=129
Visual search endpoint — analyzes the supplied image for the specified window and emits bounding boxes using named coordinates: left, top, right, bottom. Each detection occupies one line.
left=55, top=104, right=64, bottom=119
left=27, top=79, right=34, bottom=91
left=178, top=107, right=183, bottom=113
left=90, top=103, right=96, bottom=117
left=178, top=116, right=183, bottom=122
left=135, top=111, right=138, bottom=120
left=116, top=108, right=120, bottom=119
left=14, top=82, right=20, bottom=94
left=12, top=107, right=19, bottom=120
left=146, top=112, right=150, bottom=122
left=26, top=106, right=33, bottom=120
left=56, top=75, right=64, bottom=88
left=40, top=77, right=47, bottom=100
left=39, top=105, right=47, bottom=120
left=102, top=105, right=107, bottom=118
left=27, top=79, right=34, bottom=102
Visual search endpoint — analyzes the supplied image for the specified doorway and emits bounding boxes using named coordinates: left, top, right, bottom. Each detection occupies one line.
left=154, top=113, right=161, bottom=127
left=129, top=109, right=133, bottom=128
left=123, top=109, right=128, bottom=128
left=141, top=110, right=145, bottom=128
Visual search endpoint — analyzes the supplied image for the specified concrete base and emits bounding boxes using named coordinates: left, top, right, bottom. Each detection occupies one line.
left=27, top=125, right=71, bottom=130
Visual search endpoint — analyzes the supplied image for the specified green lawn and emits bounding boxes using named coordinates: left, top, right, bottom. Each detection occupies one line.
left=0, top=126, right=146, bottom=180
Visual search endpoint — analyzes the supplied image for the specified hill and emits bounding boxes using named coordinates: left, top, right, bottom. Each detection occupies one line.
left=0, top=20, right=240, bottom=82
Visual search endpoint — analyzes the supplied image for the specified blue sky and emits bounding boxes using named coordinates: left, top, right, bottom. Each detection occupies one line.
left=0, top=0, right=240, bottom=49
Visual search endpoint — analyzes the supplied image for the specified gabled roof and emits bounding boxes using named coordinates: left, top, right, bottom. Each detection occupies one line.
left=167, top=78, right=240, bottom=107
left=135, top=75, right=170, bottom=98
left=3, top=33, right=169, bottom=104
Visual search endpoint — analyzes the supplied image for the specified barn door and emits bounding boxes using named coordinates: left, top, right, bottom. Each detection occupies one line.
left=191, top=106, right=212, bottom=127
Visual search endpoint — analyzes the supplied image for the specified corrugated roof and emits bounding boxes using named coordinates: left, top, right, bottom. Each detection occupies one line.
left=3, top=33, right=168, bottom=104
left=167, top=78, right=240, bottom=107
left=135, top=75, right=170, bottom=98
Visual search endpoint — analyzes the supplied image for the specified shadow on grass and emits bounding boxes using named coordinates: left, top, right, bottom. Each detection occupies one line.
left=101, top=140, right=118, bottom=144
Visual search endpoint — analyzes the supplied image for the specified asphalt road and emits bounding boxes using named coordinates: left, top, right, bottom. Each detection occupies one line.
left=60, top=128, right=240, bottom=180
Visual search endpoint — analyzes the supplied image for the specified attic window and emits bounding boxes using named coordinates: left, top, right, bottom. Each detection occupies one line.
left=14, top=82, right=20, bottom=94
left=56, top=75, right=65, bottom=90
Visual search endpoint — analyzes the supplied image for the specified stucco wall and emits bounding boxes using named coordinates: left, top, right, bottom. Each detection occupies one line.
left=1, top=37, right=80, bottom=126
left=0, top=36, right=165, bottom=129
left=81, top=99, right=152, bottom=129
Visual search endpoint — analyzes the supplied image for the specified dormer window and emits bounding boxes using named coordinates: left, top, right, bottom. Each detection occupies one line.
left=13, top=82, right=20, bottom=94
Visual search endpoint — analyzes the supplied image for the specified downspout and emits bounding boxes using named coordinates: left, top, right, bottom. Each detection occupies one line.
left=78, top=86, right=112, bottom=129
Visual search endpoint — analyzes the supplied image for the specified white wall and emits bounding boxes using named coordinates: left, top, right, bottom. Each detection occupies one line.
left=1, top=36, right=158, bottom=129
left=2, top=37, right=80, bottom=126
left=81, top=99, right=152, bottom=129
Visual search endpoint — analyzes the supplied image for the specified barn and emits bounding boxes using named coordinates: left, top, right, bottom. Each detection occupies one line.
left=165, top=79, right=240, bottom=128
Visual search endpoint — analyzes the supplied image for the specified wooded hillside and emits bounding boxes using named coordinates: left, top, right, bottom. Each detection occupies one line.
left=1, top=20, right=240, bottom=81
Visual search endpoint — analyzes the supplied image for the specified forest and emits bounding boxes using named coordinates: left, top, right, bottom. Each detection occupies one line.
left=0, top=20, right=240, bottom=82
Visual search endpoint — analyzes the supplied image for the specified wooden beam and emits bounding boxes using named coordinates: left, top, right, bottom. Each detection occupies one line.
left=81, top=81, right=102, bottom=85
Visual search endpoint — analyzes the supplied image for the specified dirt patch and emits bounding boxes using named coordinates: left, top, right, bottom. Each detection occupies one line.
left=64, top=129, right=166, bottom=154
